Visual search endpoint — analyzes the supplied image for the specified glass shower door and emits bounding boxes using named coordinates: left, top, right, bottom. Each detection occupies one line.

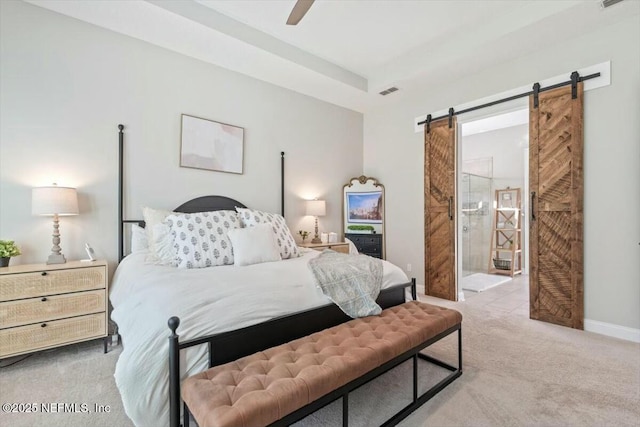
left=461, top=173, right=492, bottom=276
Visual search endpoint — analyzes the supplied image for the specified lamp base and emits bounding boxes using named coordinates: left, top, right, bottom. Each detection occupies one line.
left=311, top=216, right=322, bottom=244
left=47, top=253, right=67, bottom=265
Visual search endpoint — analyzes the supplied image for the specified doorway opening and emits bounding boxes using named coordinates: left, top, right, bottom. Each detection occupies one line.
left=457, top=109, right=530, bottom=308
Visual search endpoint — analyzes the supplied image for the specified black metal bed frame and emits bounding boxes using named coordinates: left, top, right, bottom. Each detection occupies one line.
left=168, top=278, right=463, bottom=427
left=116, top=126, right=461, bottom=426
left=117, top=125, right=286, bottom=262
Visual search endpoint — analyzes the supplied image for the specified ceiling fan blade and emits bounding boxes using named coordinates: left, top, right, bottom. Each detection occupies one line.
left=287, top=0, right=315, bottom=25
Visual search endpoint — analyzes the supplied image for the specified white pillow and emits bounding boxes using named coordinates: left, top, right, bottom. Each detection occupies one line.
left=235, top=208, right=300, bottom=259
left=130, top=224, right=148, bottom=253
left=345, top=238, right=359, bottom=255
left=142, top=206, right=174, bottom=261
left=152, top=223, right=175, bottom=265
left=166, top=210, right=240, bottom=269
left=228, top=224, right=282, bottom=267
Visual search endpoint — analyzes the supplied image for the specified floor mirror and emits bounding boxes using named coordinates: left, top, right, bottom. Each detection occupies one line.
left=342, top=176, right=385, bottom=259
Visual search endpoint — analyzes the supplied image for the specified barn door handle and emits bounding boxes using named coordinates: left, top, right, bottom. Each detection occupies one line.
left=448, top=196, right=454, bottom=221
left=531, top=192, right=536, bottom=221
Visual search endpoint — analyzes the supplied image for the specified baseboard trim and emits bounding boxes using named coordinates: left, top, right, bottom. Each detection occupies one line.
left=584, top=319, right=640, bottom=343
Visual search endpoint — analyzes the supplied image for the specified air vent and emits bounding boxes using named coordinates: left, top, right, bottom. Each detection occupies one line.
left=601, top=0, right=624, bottom=8
left=379, top=86, right=399, bottom=96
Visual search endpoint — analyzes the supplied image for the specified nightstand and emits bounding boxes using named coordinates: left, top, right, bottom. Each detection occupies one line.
left=0, top=260, right=109, bottom=359
left=299, top=241, right=350, bottom=254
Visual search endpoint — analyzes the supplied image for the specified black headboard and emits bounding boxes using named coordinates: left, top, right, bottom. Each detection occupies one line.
left=122, top=196, right=247, bottom=230
left=117, top=125, right=284, bottom=261
left=174, top=196, right=246, bottom=213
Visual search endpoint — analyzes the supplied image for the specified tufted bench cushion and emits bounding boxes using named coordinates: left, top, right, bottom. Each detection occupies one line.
left=181, top=301, right=462, bottom=427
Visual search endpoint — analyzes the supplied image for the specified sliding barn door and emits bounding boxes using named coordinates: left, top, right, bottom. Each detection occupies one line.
left=529, top=83, right=584, bottom=329
left=424, top=118, right=456, bottom=300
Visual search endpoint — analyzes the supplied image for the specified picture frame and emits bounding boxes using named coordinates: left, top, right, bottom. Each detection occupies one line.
left=180, top=114, right=244, bottom=174
left=346, top=191, right=383, bottom=223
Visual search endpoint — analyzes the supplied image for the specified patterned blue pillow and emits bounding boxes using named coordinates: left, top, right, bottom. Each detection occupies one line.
left=165, top=210, right=240, bottom=268
left=235, top=208, right=300, bottom=259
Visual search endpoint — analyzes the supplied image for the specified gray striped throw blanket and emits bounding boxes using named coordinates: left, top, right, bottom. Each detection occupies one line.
left=308, top=250, right=383, bottom=318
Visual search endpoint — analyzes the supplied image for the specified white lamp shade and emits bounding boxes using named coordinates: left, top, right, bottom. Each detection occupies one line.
left=32, top=186, right=79, bottom=216
left=306, top=200, right=326, bottom=217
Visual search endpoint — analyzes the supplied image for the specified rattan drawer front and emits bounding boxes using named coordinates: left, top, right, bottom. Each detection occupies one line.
left=0, top=266, right=106, bottom=301
left=0, top=313, right=105, bottom=358
left=0, top=290, right=106, bottom=329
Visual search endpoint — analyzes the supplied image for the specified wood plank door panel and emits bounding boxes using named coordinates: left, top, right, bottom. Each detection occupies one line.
left=425, top=118, right=456, bottom=300
left=529, top=83, right=584, bottom=329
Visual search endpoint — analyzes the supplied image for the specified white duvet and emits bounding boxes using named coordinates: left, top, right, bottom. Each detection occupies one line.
left=110, top=249, right=409, bottom=427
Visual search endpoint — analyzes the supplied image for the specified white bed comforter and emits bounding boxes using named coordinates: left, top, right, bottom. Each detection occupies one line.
left=110, top=249, right=409, bottom=427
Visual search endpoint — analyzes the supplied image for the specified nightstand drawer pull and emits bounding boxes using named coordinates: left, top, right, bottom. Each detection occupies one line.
left=41, top=297, right=47, bottom=302
left=41, top=323, right=47, bottom=328
left=41, top=272, right=47, bottom=276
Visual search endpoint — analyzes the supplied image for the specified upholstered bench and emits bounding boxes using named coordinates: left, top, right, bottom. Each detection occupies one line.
left=169, top=301, right=462, bottom=427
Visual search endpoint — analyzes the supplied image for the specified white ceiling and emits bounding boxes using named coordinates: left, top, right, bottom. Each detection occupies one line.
left=196, top=0, right=524, bottom=78
left=26, top=0, right=639, bottom=113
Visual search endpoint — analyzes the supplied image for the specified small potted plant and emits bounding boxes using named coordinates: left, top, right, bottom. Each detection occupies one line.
left=347, top=225, right=375, bottom=234
left=0, top=240, right=21, bottom=267
left=298, top=230, right=310, bottom=243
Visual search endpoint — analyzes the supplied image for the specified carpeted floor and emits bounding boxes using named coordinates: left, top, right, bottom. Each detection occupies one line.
left=1, top=279, right=639, bottom=427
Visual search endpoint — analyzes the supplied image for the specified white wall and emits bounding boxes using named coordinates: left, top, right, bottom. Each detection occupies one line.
left=364, top=15, right=640, bottom=331
left=0, top=1, right=363, bottom=275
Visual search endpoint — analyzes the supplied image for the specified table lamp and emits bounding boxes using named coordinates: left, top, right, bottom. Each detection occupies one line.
left=306, top=199, right=326, bottom=244
left=32, top=184, right=79, bottom=264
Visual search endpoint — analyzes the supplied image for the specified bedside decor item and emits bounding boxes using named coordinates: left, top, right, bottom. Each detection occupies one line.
left=180, top=114, right=244, bottom=174
left=306, top=200, right=326, bottom=244
left=0, top=240, right=21, bottom=267
left=298, top=230, right=310, bottom=243
left=32, top=184, right=79, bottom=265
left=347, top=224, right=375, bottom=233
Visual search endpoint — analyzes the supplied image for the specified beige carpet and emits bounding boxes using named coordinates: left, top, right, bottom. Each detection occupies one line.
left=1, top=290, right=638, bottom=427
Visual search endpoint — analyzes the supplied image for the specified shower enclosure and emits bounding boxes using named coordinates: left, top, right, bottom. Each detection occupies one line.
left=460, top=173, right=492, bottom=277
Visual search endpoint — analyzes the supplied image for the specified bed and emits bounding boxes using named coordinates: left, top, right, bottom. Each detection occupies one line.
left=111, top=125, right=412, bottom=427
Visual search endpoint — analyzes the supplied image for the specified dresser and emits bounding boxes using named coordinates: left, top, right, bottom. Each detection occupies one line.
left=299, top=241, right=350, bottom=254
left=345, top=233, right=383, bottom=259
left=0, top=260, right=108, bottom=359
